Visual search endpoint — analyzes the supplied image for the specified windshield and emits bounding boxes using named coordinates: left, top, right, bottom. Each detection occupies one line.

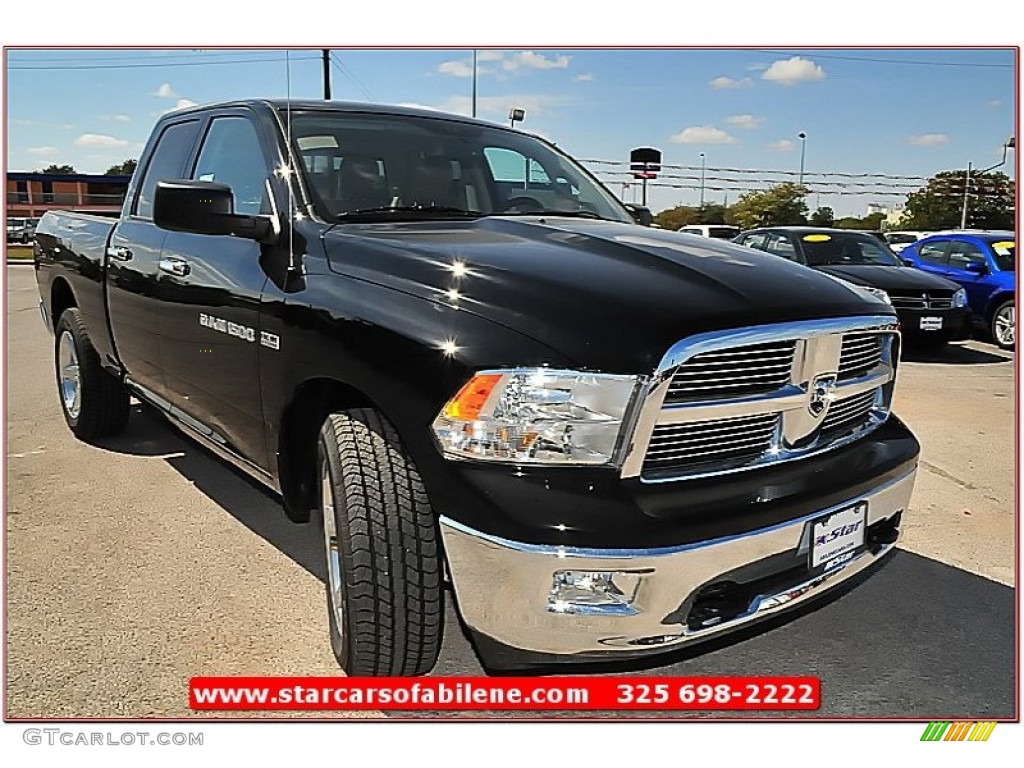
left=885, top=233, right=919, bottom=245
left=286, top=111, right=633, bottom=223
left=799, top=232, right=903, bottom=267
left=990, top=240, right=1015, bottom=271
left=8, top=218, right=26, bottom=227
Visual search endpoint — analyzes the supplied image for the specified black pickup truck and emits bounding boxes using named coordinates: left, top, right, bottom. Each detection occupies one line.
left=34, top=100, right=919, bottom=676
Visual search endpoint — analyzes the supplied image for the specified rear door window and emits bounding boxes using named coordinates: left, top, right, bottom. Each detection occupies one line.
left=916, top=240, right=951, bottom=266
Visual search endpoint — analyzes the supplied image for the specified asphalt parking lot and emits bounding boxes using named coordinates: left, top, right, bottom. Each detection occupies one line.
left=4, top=263, right=1016, bottom=719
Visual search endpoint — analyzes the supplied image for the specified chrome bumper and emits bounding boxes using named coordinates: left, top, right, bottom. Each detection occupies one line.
left=440, top=468, right=916, bottom=656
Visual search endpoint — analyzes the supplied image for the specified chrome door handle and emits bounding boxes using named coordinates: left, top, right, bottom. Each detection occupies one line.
left=158, top=257, right=191, bottom=277
left=106, top=245, right=133, bottom=261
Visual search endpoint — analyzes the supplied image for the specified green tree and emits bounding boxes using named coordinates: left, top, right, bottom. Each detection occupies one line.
left=696, top=204, right=728, bottom=224
left=37, top=163, right=77, bottom=174
left=834, top=212, right=885, bottom=230
left=105, top=159, right=138, bottom=176
left=729, top=183, right=809, bottom=230
left=653, top=205, right=701, bottom=230
left=809, top=206, right=835, bottom=226
left=903, top=170, right=1015, bottom=230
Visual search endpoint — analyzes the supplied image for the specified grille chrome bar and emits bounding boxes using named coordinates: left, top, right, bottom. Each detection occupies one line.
left=620, top=315, right=900, bottom=483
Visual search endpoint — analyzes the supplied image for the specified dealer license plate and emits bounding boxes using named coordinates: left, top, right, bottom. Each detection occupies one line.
left=810, top=502, right=867, bottom=570
left=920, top=316, right=943, bottom=331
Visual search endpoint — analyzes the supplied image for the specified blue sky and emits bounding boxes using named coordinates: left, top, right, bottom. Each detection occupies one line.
left=4, top=47, right=1016, bottom=217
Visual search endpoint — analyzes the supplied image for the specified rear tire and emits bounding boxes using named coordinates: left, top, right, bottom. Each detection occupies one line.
left=991, top=300, right=1014, bottom=350
left=54, top=308, right=130, bottom=440
left=317, top=408, right=443, bottom=676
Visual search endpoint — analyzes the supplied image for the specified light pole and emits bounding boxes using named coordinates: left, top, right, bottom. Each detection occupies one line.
left=698, top=152, right=706, bottom=211
left=960, top=137, right=1015, bottom=229
left=798, top=132, right=807, bottom=185
left=508, top=108, right=525, bottom=129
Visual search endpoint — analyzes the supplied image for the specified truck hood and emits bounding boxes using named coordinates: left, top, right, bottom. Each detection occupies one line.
left=322, top=217, right=892, bottom=373
left=814, top=264, right=960, bottom=292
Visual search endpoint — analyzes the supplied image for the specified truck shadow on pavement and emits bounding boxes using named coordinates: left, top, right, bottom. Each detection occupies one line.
left=902, top=343, right=1011, bottom=365
left=96, top=405, right=1015, bottom=719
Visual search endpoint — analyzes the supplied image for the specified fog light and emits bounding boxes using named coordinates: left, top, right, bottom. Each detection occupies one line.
left=548, top=570, right=642, bottom=615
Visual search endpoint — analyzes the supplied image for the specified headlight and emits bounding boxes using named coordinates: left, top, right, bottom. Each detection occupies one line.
left=860, top=286, right=892, bottom=305
left=432, top=368, right=641, bottom=465
left=953, top=288, right=968, bottom=308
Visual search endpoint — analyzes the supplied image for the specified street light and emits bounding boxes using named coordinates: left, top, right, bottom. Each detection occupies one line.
left=698, top=152, right=706, bottom=210
left=508, top=108, right=525, bottom=128
left=798, top=132, right=807, bottom=185
left=960, top=136, right=1015, bottom=229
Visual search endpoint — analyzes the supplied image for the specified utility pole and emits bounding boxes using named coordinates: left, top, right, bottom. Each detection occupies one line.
left=472, top=50, right=478, bottom=118
left=959, top=162, right=972, bottom=229
left=322, top=49, right=331, bottom=100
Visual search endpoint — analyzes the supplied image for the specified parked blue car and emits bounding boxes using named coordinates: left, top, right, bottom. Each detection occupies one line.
left=901, top=231, right=1015, bottom=350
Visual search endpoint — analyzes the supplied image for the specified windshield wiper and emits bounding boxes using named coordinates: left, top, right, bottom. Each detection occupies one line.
left=337, top=205, right=482, bottom=221
left=494, top=209, right=608, bottom=220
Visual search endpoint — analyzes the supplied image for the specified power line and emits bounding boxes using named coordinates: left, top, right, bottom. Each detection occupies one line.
left=581, top=158, right=931, bottom=181
left=748, top=49, right=1014, bottom=69
left=329, top=52, right=376, bottom=102
left=8, top=55, right=320, bottom=71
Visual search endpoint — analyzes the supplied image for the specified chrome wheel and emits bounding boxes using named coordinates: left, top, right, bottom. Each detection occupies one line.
left=994, top=304, right=1015, bottom=348
left=58, top=330, right=81, bottom=419
left=321, top=459, right=345, bottom=638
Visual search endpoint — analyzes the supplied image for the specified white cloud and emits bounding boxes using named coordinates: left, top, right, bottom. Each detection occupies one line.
left=761, top=56, right=826, bottom=86
left=909, top=133, right=950, bottom=146
left=573, top=72, right=595, bottom=82
left=709, top=76, right=754, bottom=90
left=74, top=133, right=130, bottom=148
left=724, top=114, right=764, bottom=130
left=153, top=82, right=178, bottom=98
left=27, top=146, right=59, bottom=156
left=175, top=98, right=198, bottom=109
left=437, top=59, right=475, bottom=77
left=13, top=118, right=34, bottom=126
left=988, top=99, right=1002, bottom=107
left=670, top=125, right=737, bottom=145
left=477, top=50, right=505, bottom=62
left=746, top=63, right=769, bottom=72
left=112, top=114, right=131, bottom=122
left=502, top=51, right=571, bottom=72
left=770, top=139, right=796, bottom=152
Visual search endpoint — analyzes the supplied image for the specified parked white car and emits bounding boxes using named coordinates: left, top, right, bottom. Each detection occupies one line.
left=883, top=231, right=929, bottom=253
left=678, top=224, right=741, bottom=240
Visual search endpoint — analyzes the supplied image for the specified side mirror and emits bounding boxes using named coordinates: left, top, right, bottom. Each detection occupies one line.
left=623, top=203, right=653, bottom=227
left=901, top=258, right=916, bottom=267
left=154, top=180, right=274, bottom=242
left=964, top=261, right=989, bottom=275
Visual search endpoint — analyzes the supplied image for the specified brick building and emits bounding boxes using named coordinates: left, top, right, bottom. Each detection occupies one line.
left=6, top=172, right=131, bottom=219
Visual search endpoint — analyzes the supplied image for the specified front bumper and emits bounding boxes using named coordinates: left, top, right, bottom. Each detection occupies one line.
left=441, top=467, right=915, bottom=659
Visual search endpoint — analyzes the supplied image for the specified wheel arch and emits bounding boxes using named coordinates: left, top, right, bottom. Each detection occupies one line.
left=985, top=290, right=1014, bottom=322
left=276, top=377, right=379, bottom=522
left=49, top=276, right=77, bottom=331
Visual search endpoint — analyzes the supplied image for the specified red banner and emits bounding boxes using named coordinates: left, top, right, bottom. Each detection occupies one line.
left=190, top=676, right=819, bottom=711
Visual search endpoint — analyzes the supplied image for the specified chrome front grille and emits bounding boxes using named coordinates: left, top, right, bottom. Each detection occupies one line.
left=821, top=390, right=877, bottom=436
left=889, top=291, right=954, bottom=310
left=838, top=334, right=883, bottom=380
left=621, top=316, right=900, bottom=482
left=664, top=341, right=795, bottom=403
left=643, top=413, right=778, bottom=475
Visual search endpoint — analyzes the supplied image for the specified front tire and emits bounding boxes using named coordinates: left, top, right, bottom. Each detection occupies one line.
left=317, top=408, right=443, bottom=676
left=54, top=308, right=130, bottom=440
left=991, top=300, right=1014, bottom=350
